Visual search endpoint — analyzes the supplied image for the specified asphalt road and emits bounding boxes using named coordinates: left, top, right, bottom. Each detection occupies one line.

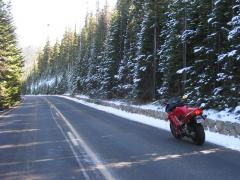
left=0, top=96, right=239, bottom=180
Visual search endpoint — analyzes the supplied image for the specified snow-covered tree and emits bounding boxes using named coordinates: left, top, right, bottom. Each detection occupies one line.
left=100, top=0, right=130, bottom=98
left=158, top=0, right=185, bottom=99
left=133, top=0, right=166, bottom=102
left=24, top=0, right=240, bottom=110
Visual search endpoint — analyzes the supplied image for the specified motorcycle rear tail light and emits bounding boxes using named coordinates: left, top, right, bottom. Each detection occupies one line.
left=194, top=109, right=202, bottom=116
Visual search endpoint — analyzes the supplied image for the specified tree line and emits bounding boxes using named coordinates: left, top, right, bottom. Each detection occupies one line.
left=0, top=0, right=23, bottom=110
left=24, top=0, right=240, bottom=111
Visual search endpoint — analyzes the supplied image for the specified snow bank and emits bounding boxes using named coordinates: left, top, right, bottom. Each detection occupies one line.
left=103, top=98, right=240, bottom=124
left=176, top=66, right=193, bottom=74
left=205, top=108, right=240, bottom=123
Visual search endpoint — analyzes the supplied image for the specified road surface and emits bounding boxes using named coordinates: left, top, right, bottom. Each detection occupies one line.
left=0, top=96, right=239, bottom=180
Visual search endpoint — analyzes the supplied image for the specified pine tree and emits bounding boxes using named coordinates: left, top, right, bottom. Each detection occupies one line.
left=0, top=1, right=22, bottom=109
left=182, top=0, right=212, bottom=105
left=158, top=0, right=185, bottom=100
left=115, top=0, right=144, bottom=98
left=38, top=40, right=51, bottom=77
left=57, top=30, right=75, bottom=93
left=49, top=41, right=60, bottom=76
left=220, top=0, right=240, bottom=108
left=88, top=7, right=108, bottom=96
left=77, top=19, right=89, bottom=92
left=100, top=0, right=130, bottom=98
left=23, top=0, right=240, bottom=110
left=100, top=10, right=121, bottom=98
left=205, top=0, right=233, bottom=109
left=133, top=0, right=166, bottom=102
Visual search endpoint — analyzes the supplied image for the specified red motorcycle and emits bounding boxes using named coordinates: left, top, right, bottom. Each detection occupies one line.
left=165, top=97, right=206, bottom=145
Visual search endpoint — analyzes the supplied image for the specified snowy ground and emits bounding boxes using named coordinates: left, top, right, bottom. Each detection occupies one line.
left=59, top=95, right=240, bottom=152
left=74, top=94, right=240, bottom=123
left=205, top=108, right=240, bottom=123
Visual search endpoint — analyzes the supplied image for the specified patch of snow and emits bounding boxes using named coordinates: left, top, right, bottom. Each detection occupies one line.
left=206, top=131, right=240, bottom=151
left=205, top=108, right=240, bottom=123
left=58, top=95, right=240, bottom=151
left=181, top=30, right=196, bottom=42
left=132, top=103, right=166, bottom=112
left=102, top=100, right=124, bottom=106
left=194, top=46, right=204, bottom=53
left=122, top=84, right=132, bottom=89
left=218, top=54, right=228, bottom=61
left=233, top=5, right=240, bottom=10
left=228, top=50, right=237, bottom=57
left=216, top=73, right=227, bottom=82
left=228, top=27, right=240, bottom=40
left=114, top=75, right=120, bottom=79
left=140, top=66, right=147, bottom=72
left=176, top=66, right=193, bottom=74
left=133, top=78, right=140, bottom=83
left=231, top=15, right=240, bottom=26
left=234, top=106, right=240, bottom=114
left=101, top=99, right=165, bottom=112
left=214, top=0, right=221, bottom=6
left=64, top=93, right=71, bottom=96
left=208, top=32, right=217, bottom=38
left=200, top=103, right=206, bottom=108
left=75, top=94, right=90, bottom=99
left=208, top=17, right=214, bottom=24
left=206, top=48, right=214, bottom=55
left=213, top=87, right=223, bottom=95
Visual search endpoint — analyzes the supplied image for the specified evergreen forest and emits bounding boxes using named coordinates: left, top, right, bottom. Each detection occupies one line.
left=0, top=0, right=23, bottom=110
left=24, top=0, right=240, bottom=111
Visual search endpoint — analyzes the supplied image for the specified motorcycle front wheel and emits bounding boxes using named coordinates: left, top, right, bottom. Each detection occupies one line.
left=191, top=124, right=205, bottom=145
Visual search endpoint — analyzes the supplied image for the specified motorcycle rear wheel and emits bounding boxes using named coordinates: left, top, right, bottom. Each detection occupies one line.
left=191, top=124, right=205, bottom=145
left=170, top=122, right=181, bottom=139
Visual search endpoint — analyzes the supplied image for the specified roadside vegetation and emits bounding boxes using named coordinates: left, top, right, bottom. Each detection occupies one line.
left=0, top=0, right=23, bottom=111
left=24, top=0, right=240, bottom=111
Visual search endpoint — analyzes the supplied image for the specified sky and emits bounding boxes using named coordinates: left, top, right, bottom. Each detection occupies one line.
left=9, top=0, right=116, bottom=48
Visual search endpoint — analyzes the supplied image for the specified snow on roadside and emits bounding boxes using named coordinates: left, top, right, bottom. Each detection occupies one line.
left=131, top=103, right=166, bottom=112
left=102, top=99, right=166, bottom=112
left=205, top=108, right=240, bottom=123
left=59, top=95, right=240, bottom=152
left=102, top=100, right=125, bottom=106
left=74, top=94, right=90, bottom=100
left=100, top=98, right=240, bottom=123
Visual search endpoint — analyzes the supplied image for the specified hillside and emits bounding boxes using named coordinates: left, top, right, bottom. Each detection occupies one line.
left=24, top=0, right=240, bottom=112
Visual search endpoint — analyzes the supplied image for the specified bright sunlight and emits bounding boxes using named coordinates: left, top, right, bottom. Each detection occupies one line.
left=10, top=0, right=116, bottom=47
